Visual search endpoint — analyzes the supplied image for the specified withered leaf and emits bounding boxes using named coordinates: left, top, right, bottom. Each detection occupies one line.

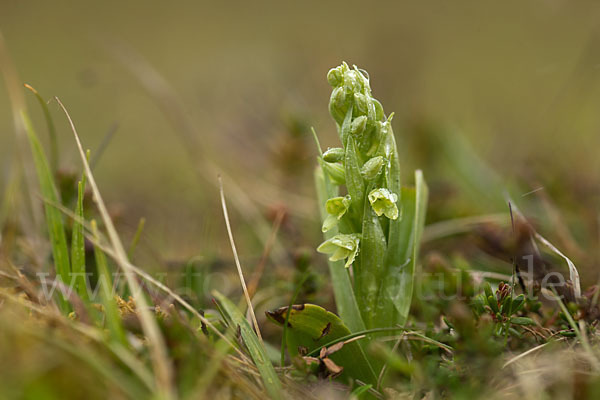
left=322, top=358, right=344, bottom=378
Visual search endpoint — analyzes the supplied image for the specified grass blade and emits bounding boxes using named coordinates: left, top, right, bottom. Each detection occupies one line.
left=71, top=172, right=88, bottom=302
left=26, top=328, right=148, bottom=399
left=0, top=33, right=43, bottom=232
left=20, top=109, right=71, bottom=313
left=55, top=97, right=175, bottom=400
left=213, top=291, right=283, bottom=400
left=127, top=217, right=146, bottom=260
left=91, top=219, right=127, bottom=346
left=219, top=176, right=263, bottom=342
left=24, top=84, right=58, bottom=174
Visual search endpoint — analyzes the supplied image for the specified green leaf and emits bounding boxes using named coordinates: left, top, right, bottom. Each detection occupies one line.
left=71, top=177, right=88, bottom=302
left=127, top=217, right=146, bottom=260
left=500, top=295, right=512, bottom=315
left=280, top=270, right=312, bottom=366
left=434, top=127, right=508, bottom=211
left=21, top=110, right=71, bottom=313
left=351, top=384, right=373, bottom=399
left=315, top=166, right=366, bottom=334
left=265, top=303, right=377, bottom=386
left=510, top=317, right=535, bottom=326
left=377, top=170, right=428, bottom=327
left=357, top=202, right=386, bottom=329
left=91, top=220, right=127, bottom=346
left=484, top=282, right=494, bottom=300
left=24, top=84, right=58, bottom=174
left=511, top=294, right=525, bottom=315
left=214, top=291, right=283, bottom=400
left=28, top=329, right=149, bottom=399
left=487, top=296, right=499, bottom=314
left=368, top=127, right=402, bottom=328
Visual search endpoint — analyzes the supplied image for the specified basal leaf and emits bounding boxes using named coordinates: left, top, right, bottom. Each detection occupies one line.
left=266, top=303, right=377, bottom=386
left=357, top=202, right=386, bottom=329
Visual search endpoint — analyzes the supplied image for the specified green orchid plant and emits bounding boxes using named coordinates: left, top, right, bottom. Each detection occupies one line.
left=314, top=62, right=428, bottom=332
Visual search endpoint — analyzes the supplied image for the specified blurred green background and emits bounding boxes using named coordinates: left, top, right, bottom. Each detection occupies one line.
left=1, top=0, right=599, bottom=275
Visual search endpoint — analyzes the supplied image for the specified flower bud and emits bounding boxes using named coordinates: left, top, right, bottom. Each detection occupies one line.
left=327, top=67, right=343, bottom=87
left=353, top=93, right=369, bottom=117
left=350, top=116, right=367, bottom=137
left=323, top=161, right=345, bottom=185
left=375, top=120, right=394, bottom=158
left=361, top=156, right=385, bottom=180
left=329, top=87, right=351, bottom=125
left=323, top=147, right=345, bottom=163
left=343, top=70, right=362, bottom=93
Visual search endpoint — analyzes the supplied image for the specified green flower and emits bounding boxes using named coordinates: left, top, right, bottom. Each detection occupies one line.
left=368, top=188, right=399, bottom=220
left=322, top=195, right=351, bottom=232
left=317, top=233, right=360, bottom=268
